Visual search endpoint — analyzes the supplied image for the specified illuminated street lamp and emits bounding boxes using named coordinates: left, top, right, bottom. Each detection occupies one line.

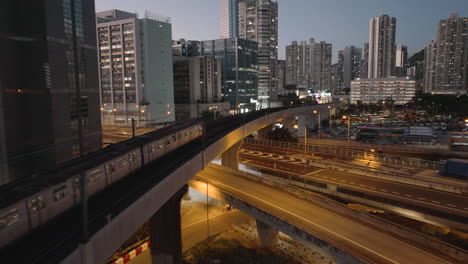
left=313, top=110, right=321, bottom=139
left=343, top=116, right=351, bottom=143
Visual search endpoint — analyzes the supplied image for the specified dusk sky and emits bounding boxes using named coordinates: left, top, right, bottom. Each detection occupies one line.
left=95, top=0, right=468, bottom=62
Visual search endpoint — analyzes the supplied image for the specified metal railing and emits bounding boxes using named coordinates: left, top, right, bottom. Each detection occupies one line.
left=299, top=138, right=450, bottom=155
left=244, top=138, right=441, bottom=170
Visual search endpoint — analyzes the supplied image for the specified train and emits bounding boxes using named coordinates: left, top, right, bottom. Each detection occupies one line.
left=0, top=119, right=203, bottom=248
left=448, top=132, right=468, bottom=152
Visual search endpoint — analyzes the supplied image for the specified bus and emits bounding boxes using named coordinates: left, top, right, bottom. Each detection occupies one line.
left=449, top=132, right=468, bottom=152
left=356, top=127, right=406, bottom=144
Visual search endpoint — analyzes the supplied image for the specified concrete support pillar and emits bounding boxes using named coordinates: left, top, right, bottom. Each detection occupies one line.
left=255, top=124, right=273, bottom=140
left=221, top=141, right=243, bottom=170
left=150, top=185, right=188, bottom=264
left=256, top=219, right=278, bottom=249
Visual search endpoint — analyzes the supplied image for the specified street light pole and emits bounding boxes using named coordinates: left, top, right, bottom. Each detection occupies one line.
left=343, top=116, right=351, bottom=143
left=314, top=110, right=321, bottom=139
left=328, top=106, right=332, bottom=131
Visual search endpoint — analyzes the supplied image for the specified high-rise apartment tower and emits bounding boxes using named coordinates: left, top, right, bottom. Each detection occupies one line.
left=239, top=0, right=278, bottom=108
left=368, top=15, right=396, bottom=78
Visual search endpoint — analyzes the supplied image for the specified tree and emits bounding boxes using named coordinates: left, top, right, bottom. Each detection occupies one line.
left=200, top=109, right=220, bottom=121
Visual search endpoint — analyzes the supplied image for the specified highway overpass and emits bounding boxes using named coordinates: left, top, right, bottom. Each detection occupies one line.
left=192, top=164, right=466, bottom=264
left=239, top=141, right=468, bottom=231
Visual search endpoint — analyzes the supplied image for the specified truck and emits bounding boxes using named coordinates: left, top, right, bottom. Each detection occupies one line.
left=438, top=159, right=468, bottom=180
left=407, top=126, right=435, bottom=144
left=449, top=132, right=468, bottom=152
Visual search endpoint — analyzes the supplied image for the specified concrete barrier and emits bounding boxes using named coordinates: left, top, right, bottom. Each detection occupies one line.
left=209, top=164, right=468, bottom=263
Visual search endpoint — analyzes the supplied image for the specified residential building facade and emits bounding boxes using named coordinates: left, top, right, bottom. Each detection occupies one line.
left=340, top=46, right=362, bottom=89
left=220, top=0, right=239, bottom=39
left=1, top=0, right=102, bottom=185
left=351, top=77, right=416, bottom=105
left=285, top=39, right=332, bottom=93
left=395, top=45, right=408, bottom=77
left=360, top=42, right=369, bottom=78
left=424, top=14, right=468, bottom=94
left=96, top=10, right=175, bottom=127
left=275, top=60, right=286, bottom=95
left=368, top=15, right=397, bottom=78
left=239, top=0, right=278, bottom=107
left=173, top=56, right=229, bottom=120
left=424, top=40, right=437, bottom=93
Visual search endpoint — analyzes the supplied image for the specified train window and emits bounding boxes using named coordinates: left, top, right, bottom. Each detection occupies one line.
left=157, top=144, right=163, bottom=149
left=105, top=163, right=115, bottom=174
left=129, top=152, right=137, bottom=162
left=172, top=135, right=177, bottom=142
left=53, top=185, right=68, bottom=201
left=150, top=145, right=156, bottom=152
left=72, top=177, right=80, bottom=188
left=165, top=138, right=171, bottom=145
left=184, top=131, right=188, bottom=137
left=0, top=209, right=19, bottom=230
left=28, top=196, right=47, bottom=212
left=118, top=158, right=127, bottom=168
left=88, top=169, right=102, bottom=183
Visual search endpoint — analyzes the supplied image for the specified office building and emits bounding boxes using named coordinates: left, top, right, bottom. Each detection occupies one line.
left=200, top=38, right=258, bottom=109
left=285, top=39, right=333, bottom=93
left=172, top=39, right=200, bottom=57
left=395, top=45, right=408, bottom=77
left=239, top=0, right=278, bottom=107
left=173, top=56, right=229, bottom=120
left=0, top=0, right=102, bottom=185
left=339, top=46, right=362, bottom=89
left=220, top=0, right=239, bottom=39
left=96, top=10, right=175, bottom=127
left=368, top=15, right=397, bottom=78
left=424, top=14, right=468, bottom=94
left=351, top=77, right=416, bottom=105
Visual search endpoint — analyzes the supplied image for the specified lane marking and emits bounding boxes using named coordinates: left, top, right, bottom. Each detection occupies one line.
left=198, top=170, right=452, bottom=264
left=370, top=187, right=376, bottom=190
left=360, top=184, right=366, bottom=187
left=198, top=175, right=399, bottom=264
left=393, top=192, right=399, bottom=195
left=405, top=195, right=412, bottom=198
left=381, top=189, right=388, bottom=192
left=350, top=182, right=355, bottom=184
left=432, top=201, right=441, bottom=204
left=418, top=198, right=425, bottom=201
left=447, top=204, right=456, bottom=208
left=331, top=178, right=337, bottom=180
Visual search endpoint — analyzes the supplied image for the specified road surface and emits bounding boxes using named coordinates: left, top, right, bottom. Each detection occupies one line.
left=196, top=165, right=457, bottom=264
left=239, top=146, right=468, bottom=217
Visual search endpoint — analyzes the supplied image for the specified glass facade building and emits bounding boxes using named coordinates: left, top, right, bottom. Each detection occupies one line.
left=0, top=0, right=102, bottom=185
left=200, top=38, right=258, bottom=109
left=220, top=0, right=239, bottom=39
